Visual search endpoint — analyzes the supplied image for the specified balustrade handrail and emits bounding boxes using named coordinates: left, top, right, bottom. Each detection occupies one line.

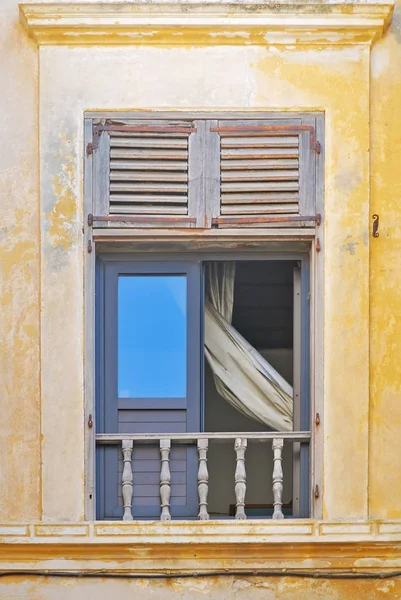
left=96, top=431, right=311, bottom=444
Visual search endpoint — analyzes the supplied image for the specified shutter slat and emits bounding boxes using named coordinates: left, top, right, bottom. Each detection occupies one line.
left=110, top=204, right=188, bottom=215
left=221, top=203, right=299, bottom=215
left=111, top=194, right=188, bottom=204
left=221, top=148, right=298, bottom=159
left=110, top=183, right=188, bottom=193
left=110, top=137, right=188, bottom=148
left=222, top=158, right=298, bottom=170
left=111, top=160, right=187, bottom=171
left=109, top=128, right=190, bottom=217
left=222, top=181, right=299, bottom=191
left=110, top=171, right=187, bottom=182
left=221, top=192, right=299, bottom=204
left=222, top=169, right=298, bottom=182
left=221, top=136, right=298, bottom=148
left=111, top=148, right=188, bottom=160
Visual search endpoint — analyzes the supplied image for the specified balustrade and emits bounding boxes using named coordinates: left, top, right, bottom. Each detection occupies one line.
left=96, top=431, right=310, bottom=521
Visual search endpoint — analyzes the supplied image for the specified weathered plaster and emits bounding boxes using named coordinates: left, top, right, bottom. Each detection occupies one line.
left=370, top=0, right=401, bottom=520
left=39, top=42, right=370, bottom=522
left=2, top=0, right=401, bottom=595
left=2, top=575, right=401, bottom=600
left=0, top=0, right=41, bottom=522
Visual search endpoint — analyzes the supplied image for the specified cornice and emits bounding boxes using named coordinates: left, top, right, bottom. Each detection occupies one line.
left=19, top=1, right=394, bottom=47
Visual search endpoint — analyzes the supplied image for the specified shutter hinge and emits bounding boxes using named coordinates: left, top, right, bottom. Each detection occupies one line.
left=86, top=142, right=94, bottom=157
left=314, top=485, right=320, bottom=499
left=315, top=412, right=321, bottom=426
left=87, top=239, right=92, bottom=254
left=316, top=238, right=321, bottom=253
left=88, top=213, right=93, bottom=227
left=315, top=141, right=321, bottom=154
left=88, top=414, right=93, bottom=429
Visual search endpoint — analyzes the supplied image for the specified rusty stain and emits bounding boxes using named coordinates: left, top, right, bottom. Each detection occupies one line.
left=91, top=123, right=196, bottom=151
left=212, top=215, right=320, bottom=226
left=92, top=214, right=196, bottom=224
left=211, top=124, right=317, bottom=151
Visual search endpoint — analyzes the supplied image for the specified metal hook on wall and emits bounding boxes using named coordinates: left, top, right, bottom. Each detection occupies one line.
left=372, top=214, right=379, bottom=238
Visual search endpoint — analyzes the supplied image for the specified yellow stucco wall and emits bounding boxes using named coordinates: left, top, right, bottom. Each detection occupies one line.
left=0, top=0, right=41, bottom=523
left=1, top=0, right=401, bottom=597
left=370, top=1, right=401, bottom=520
left=38, top=41, right=370, bottom=522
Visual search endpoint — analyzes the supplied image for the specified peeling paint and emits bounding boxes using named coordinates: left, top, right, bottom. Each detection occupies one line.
left=2, top=0, right=401, bottom=596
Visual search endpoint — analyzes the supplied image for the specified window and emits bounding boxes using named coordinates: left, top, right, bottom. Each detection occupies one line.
left=85, top=112, right=323, bottom=522
left=95, top=254, right=310, bottom=520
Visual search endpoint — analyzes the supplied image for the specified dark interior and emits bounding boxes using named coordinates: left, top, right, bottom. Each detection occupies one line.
left=232, top=260, right=295, bottom=351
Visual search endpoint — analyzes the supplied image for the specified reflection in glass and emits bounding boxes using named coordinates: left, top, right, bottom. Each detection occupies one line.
left=118, top=275, right=187, bottom=398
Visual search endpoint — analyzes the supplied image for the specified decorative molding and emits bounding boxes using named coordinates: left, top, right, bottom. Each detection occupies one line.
left=19, top=1, right=394, bottom=47
left=2, top=521, right=401, bottom=571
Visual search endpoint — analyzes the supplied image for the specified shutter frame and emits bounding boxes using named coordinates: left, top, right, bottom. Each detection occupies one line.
left=93, top=129, right=110, bottom=218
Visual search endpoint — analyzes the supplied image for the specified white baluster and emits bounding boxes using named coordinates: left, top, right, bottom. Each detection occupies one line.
left=160, top=439, right=171, bottom=521
left=197, top=439, right=209, bottom=520
left=272, top=438, right=284, bottom=520
left=234, top=438, right=247, bottom=520
left=121, top=440, right=134, bottom=521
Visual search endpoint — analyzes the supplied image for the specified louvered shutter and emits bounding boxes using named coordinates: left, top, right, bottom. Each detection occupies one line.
left=209, top=118, right=319, bottom=228
left=92, top=120, right=198, bottom=227
left=89, top=114, right=322, bottom=230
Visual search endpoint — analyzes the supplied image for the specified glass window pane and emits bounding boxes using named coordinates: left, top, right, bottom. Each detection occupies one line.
left=118, top=275, right=187, bottom=398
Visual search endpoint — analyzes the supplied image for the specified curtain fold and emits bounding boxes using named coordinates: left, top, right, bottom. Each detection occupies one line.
left=204, top=262, right=293, bottom=432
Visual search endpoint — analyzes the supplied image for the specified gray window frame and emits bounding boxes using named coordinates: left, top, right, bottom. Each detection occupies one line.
left=84, top=110, right=325, bottom=522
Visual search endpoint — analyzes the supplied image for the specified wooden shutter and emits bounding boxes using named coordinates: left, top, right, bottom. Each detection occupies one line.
left=91, top=120, right=197, bottom=227
left=210, top=117, right=320, bottom=228
left=89, top=114, right=322, bottom=230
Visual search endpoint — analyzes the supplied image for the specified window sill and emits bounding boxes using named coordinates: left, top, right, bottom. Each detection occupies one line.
left=1, top=519, right=401, bottom=573
left=19, top=1, right=393, bottom=48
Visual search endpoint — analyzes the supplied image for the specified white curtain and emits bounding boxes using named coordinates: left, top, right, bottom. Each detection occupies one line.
left=204, top=262, right=293, bottom=432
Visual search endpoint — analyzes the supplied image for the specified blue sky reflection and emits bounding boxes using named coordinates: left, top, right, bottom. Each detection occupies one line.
left=118, top=275, right=187, bottom=398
